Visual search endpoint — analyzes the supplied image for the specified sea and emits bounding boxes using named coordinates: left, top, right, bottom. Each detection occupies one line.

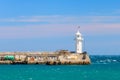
left=0, top=55, right=120, bottom=80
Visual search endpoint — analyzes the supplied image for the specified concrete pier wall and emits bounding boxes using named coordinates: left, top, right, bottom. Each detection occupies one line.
left=0, top=50, right=91, bottom=65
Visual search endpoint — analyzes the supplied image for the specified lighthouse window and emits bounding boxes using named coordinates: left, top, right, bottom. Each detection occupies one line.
left=77, top=35, right=79, bottom=37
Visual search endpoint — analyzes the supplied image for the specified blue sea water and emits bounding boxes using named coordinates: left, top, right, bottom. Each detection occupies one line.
left=0, top=55, right=120, bottom=80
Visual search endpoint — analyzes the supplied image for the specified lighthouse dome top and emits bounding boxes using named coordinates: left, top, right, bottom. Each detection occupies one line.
left=76, top=26, right=82, bottom=36
left=76, top=30, right=82, bottom=36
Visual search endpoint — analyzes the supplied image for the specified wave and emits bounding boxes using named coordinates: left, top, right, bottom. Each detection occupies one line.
left=90, top=55, right=120, bottom=64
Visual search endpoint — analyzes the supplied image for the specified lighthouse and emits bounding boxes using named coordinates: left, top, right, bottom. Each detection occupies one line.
left=75, top=27, right=83, bottom=53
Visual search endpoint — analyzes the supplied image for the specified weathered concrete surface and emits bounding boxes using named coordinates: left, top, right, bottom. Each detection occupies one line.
left=0, top=50, right=91, bottom=65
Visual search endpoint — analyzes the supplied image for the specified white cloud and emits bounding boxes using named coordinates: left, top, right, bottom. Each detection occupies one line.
left=0, top=15, right=120, bottom=39
left=0, top=15, right=120, bottom=24
left=0, top=15, right=119, bottom=23
left=0, top=24, right=76, bottom=39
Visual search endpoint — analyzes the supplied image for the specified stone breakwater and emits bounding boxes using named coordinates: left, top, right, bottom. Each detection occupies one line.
left=0, top=50, right=91, bottom=65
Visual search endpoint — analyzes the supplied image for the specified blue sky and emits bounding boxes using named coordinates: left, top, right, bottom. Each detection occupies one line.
left=0, top=0, right=120, bottom=55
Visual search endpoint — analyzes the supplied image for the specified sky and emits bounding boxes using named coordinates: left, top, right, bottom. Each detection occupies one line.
left=0, top=0, right=120, bottom=55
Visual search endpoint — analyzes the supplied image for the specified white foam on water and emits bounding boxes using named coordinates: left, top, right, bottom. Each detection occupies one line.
left=28, top=78, right=32, bottom=80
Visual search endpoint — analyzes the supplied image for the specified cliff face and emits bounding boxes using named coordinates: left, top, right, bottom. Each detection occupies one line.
left=0, top=51, right=91, bottom=65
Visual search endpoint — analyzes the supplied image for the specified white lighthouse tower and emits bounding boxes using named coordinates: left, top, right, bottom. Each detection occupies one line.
left=75, top=27, right=83, bottom=53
